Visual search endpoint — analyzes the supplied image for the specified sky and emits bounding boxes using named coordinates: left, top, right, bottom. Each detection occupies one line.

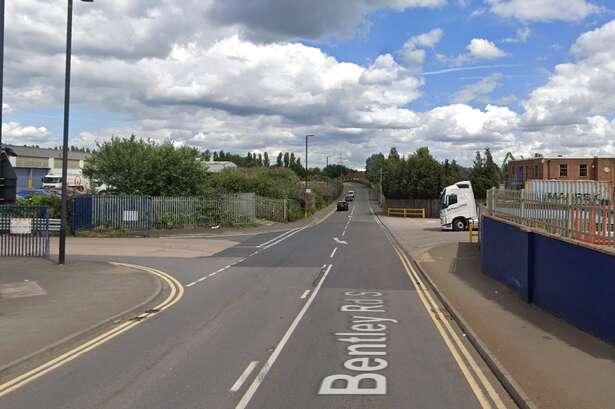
left=2, top=0, right=615, bottom=169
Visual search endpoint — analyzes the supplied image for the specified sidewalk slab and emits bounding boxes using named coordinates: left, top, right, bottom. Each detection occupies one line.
left=0, top=259, right=161, bottom=378
left=380, top=213, right=615, bottom=409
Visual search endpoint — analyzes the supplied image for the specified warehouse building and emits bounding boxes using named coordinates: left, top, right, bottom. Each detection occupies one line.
left=506, top=156, right=615, bottom=189
left=6, top=145, right=89, bottom=191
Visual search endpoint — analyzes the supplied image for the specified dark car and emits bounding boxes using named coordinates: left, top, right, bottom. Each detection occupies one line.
left=345, top=194, right=354, bottom=202
left=337, top=200, right=349, bottom=211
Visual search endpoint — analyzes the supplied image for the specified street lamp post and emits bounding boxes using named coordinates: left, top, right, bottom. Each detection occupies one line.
left=0, top=0, right=5, bottom=150
left=59, top=0, right=93, bottom=265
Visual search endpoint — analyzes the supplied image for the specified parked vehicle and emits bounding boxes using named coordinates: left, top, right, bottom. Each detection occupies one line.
left=440, top=181, right=478, bottom=231
left=345, top=194, right=354, bottom=202
left=347, top=190, right=355, bottom=198
left=42, top=169, right=91, bottom=193
left=337, top=200, right=349, bottom=211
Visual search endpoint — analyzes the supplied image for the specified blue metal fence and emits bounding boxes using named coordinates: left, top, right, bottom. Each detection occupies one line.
left=0, top=205, right=49, bottom=257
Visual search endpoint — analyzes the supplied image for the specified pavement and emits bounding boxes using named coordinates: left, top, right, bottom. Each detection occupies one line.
left=379, top=211, right=615, bottom=409
left=0, top=259, right=163, bottom=382
left=0, top=184, right=516, bottom=409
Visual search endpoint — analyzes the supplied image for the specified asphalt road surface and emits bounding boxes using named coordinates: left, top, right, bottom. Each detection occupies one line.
left=0, top=185, right=515, bottom=409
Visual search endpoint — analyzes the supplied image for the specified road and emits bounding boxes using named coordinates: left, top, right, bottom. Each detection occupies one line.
left=0, top=185, right=515, bottom=409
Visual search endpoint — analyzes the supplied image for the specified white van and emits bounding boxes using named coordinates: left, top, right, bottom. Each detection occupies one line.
left=440, top=181, right=478, bottom=231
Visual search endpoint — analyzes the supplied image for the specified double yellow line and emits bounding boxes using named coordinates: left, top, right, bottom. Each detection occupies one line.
left=380, top=219, right=507, bottom=409
left=0, top=263, right=184, bottom=399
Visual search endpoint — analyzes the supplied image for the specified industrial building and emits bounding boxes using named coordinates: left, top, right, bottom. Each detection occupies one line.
left=6, top=145, right=89, bottom=191
left=506, top=156, right=615, bottom=189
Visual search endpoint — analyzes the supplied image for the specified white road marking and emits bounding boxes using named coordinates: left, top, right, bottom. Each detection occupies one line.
left=185, top=281, right=197, bottom=287
left=300, top=290, right=311, bottom=299
left=235, top=264, right=334, bottom=409
left=257, top=228, right=299, bottom=248
left=261, top=227, right=305, bottom=249
left=334, top=237, right=348, bottom=245
left=341, top=230, right=346, bottom=237
left=330, top=247, right=338, bottom=258
left=230, top=361, right=260, bottom=392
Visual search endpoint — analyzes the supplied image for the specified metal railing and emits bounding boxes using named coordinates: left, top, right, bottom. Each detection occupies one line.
left=387, top=208, right=426, bottom=218
left=487, top=188, right=615, bottom=248
left=256, top=196, right=287, bottom=223
left=73, top=194, right=259, bottom=233
left=0, top=205, right=49, bottom=257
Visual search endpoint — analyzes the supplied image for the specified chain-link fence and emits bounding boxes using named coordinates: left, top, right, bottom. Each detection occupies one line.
left=487, top=188, right=615, bottom=248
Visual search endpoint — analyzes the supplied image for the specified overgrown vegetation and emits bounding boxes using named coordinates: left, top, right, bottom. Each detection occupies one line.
left=366, top=147, right=501, bottom=199
left=84, top=136, right=208, bottom=196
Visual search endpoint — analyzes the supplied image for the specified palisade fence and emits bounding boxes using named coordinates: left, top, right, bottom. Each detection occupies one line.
left=256, top=196, right=287, bottom=223
left=72, top=193, right=272, bottom=233
left=486, top=188, right=615, bottom=248
left=0, top=205, right=49, bottom=257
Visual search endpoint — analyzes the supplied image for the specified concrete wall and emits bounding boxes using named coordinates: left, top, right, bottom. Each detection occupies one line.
left=481, top=215, right=615, bottom=344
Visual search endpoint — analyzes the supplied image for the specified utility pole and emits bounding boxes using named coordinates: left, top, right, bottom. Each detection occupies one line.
left=59, top=0, right=93, bottom=265
left=0, top=0, right=4, bottom=150
left=304, top=135, right=313, bottom=218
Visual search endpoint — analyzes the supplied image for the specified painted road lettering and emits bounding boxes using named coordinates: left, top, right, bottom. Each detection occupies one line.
left=318, top=291, right=398, bottom=396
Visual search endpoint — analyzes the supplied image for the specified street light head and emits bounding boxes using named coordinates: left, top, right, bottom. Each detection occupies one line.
left=81, top=0, right=94, bottom=2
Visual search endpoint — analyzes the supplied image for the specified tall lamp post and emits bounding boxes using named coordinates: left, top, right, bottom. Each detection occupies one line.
left=0, top=0, right=5, bottom=150
left=59, top=0, right=93, bottom=265
left=304, top=134, right=314, bottom=218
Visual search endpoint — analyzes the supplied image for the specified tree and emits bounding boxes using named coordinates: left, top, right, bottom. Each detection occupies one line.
left=83, top=135, right=208, bottom=196
left=257, top=153, right=263, bottom=167
left=276, top=152, right=283, bottom=167
left=283, top=152, right=290, bottom=168
left=264, top=152, right=270, bottom=167
left=202, top=149, right=211, bottom=161
left=289, top=153, right=296, bottom=167
left=470, top=148, right=501, bottom=198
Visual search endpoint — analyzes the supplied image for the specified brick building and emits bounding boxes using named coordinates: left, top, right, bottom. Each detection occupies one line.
left=506, top=156, right=615, bottom=188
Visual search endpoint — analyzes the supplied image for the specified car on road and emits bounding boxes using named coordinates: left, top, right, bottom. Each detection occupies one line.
left=337, top=200, right=349, bottom=211
left=347, top=190, right=355, bottom=198
left=345, top=194, right=354, bottom=202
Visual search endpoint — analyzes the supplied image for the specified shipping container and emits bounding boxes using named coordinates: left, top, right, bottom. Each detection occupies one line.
left=525, top=180, right=613, bottom=203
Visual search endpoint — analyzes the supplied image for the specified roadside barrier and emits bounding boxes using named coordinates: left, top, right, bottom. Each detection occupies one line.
left=469, top=222, right=479, bottom=243
left=387, top=207, right=426, bottom=218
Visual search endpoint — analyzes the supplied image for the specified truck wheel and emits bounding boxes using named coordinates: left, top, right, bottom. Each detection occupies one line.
left=453, top=218, right=467, bottom=231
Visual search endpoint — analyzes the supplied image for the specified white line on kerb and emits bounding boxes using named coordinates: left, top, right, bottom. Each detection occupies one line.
left=330, top=247, right=338, bottom=258
left=235, top=264, right=334, bottom=409
left=300, top=290, right=311, bottom=299
left=230, top=361, right=259, bottom=392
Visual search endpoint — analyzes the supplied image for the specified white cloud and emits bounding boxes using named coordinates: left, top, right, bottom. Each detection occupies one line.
left=503, top=27, right=531, bottom=43
left=4, top=1, right=615, bottom=167
left=467, top=38, right=508, bottom=59
left=2, top=103, right=12, bottom=115
left=400, top=28, right=443, bottom=68
left=438, top=38, right=508, bottom=66
left=523, top=19, right=615, bottom=127
left=486, top=0, right=599, bottom=22
left=451, top=73, right=503, bottom=104
left=2, top=122, right=50, bottom=144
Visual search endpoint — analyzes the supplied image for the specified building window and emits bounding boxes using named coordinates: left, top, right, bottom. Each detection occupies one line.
left=535, top=165, right=539, bottom=178
left=559, top=164, right=568, bottom=177
left=580, top=164, right=588, bottom=177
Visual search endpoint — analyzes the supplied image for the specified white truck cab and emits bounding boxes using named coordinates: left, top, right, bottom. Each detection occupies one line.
left=440, top=181, right=478, bottom=231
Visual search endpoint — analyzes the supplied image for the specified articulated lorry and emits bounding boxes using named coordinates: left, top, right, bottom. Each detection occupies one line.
left=440, top=181, right=478, bottom=231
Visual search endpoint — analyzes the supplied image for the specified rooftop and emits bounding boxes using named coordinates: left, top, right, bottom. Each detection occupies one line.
left=5, top=145, right=90, bottom=161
